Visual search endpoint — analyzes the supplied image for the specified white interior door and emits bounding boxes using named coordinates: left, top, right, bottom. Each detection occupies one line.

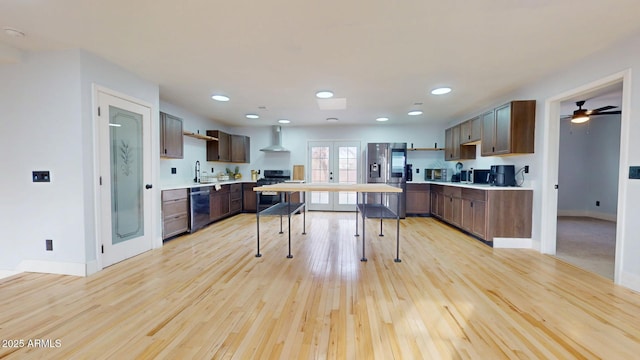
left=307, top=141, right=360, bottom=211
left=98, top=89, right=153, bottom=267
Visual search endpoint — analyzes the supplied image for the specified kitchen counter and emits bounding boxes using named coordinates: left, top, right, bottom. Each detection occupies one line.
left=408, top=180, right=532, bottom=191
left=161, top=179, right=253, bottom=191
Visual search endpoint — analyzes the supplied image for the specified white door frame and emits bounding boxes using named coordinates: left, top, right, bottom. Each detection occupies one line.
left=540, top=69, right=631, bottom=284
left=92, top=85, right=158, bottom=271
left=307, top=140, right=361, bottom=211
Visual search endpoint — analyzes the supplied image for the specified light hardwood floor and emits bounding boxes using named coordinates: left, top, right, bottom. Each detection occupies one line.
left=2, top=213, right=640, bottom=359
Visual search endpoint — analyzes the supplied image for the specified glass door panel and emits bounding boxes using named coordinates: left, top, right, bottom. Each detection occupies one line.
left=109, top=106, right=144, bottom=244
left=309, top=143, right=331, bottom=210
left=307, top=141, right=360, bottom=211
left=335, top=144, right=358, bottom=210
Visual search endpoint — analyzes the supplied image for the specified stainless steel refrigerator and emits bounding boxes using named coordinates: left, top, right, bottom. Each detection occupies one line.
left=366, top=142, right=407, bottom=218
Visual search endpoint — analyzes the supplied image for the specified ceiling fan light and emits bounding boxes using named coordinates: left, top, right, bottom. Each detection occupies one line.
left=571, top=115, right=589, bottom=123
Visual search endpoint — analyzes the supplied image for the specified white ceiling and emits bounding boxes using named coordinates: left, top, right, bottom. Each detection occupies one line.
left=1, top=0, right=639, bottom=127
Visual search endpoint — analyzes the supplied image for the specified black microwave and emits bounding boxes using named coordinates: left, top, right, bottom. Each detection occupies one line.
left=473, top=169, right=491, bottom=184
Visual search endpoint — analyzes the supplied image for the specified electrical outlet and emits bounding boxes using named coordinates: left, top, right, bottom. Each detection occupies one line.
left=46, top=239, right=53, bottom=251
left=416, top=168, right=420, bottom=173
left=171, top=167, right=177, bottom=174
left=33, top=171, right=51, bottom=182
left=524, top=165, right=529, bottom=174
left=596, top=201, right=600, bottom=207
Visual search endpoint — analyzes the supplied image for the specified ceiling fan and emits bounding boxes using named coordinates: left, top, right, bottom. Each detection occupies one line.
left=562, top=100, right=621, bottom=123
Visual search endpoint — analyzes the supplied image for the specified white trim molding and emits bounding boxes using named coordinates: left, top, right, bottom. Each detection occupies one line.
left=17, top=260, right=86, bottom=277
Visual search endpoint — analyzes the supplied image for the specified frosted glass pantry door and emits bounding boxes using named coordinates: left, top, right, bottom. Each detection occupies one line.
left=98, top=89, right=153, bottom=267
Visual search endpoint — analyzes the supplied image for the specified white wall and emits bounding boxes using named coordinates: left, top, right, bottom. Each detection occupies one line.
left=0, top=50, right=85, bottom=272
left=0, top=49, right=159, bottom=275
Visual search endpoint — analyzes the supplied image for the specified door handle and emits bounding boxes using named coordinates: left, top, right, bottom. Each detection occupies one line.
left=145, top=184, right=153, bottom=189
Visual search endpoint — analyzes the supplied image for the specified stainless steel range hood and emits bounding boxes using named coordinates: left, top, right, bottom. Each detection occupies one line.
left=260, top=125, right=290, bottom=152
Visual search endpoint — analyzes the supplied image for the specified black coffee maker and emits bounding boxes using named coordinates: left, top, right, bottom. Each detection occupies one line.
left=405, top=164, right=413, bottom=181
left=489, top=165, right=516, bottom=186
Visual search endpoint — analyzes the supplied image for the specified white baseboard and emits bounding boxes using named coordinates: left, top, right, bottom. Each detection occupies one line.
left=86, top=259, right=100, bottom=276
left=557, top=210, right=617, bottom=222
left=0, top=270, right=22, bottom=280
left=619, top=271, right=640, bottom=293
left=17, top=260, right=86, bottom=277
left=493, top=237, right=532, bottom=249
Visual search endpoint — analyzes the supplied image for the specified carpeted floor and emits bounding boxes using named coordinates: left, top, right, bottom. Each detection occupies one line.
left=555, top=216, right=616, bottom=279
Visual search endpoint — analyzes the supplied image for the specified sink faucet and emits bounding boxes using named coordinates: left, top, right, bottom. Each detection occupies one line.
left=194, top=161, right=200, bottom=183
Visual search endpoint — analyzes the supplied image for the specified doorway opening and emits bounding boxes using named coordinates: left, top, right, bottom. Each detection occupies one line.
left=555, top=87, right=621, bottom=279
left=541, top=71, right=630, bottom=284
left=307, top=141, right=360, bottom=211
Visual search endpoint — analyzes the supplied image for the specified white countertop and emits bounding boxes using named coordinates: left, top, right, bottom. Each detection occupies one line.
left=408, top=180, right=532, bottom=190
left=161, top=179, right=254, bottom=191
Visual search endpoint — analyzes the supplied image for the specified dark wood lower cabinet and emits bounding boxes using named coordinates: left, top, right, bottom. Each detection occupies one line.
left=461, top=188, right=487, bottom=240
left=229, top=183, right=242, bottom=214
left=242, top=182, right=257, bottom=212
left=431, top=184, right=532, bottom=244
left=161, top=189, right=189, bottom=239
left=430, top=185, right=444, bottom=218
left=406, top=183, right=430, bottom=215
left=443, top=186, right=461, bottom=227
left=210, top=187, right=230, bottom=221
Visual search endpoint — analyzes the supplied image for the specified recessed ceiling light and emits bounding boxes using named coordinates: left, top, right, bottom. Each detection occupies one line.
left=431, top=87, right=452, bottom=95
left=316, top=91, right=334, bottom=99
left=408, top=110, right=423, bottom=116
left=326, top=117, right=339, bottom=122
left=245, top=114, right=259, bottom=119
left=278, top=119, right=290, bottom=124
left=376, top=117, right=389, bottom=122
left=211, top=94, right=230, bottom=102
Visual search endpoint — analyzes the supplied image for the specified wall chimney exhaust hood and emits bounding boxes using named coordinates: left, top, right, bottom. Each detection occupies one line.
left=260, top=125, right=290, bottom=152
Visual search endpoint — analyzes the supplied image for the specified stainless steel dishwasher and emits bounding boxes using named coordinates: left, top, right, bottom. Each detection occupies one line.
left=189, top=186, right=210, bottom=232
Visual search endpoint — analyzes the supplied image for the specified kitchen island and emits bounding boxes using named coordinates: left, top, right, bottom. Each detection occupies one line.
left=253, top=183, right=403, bottom=261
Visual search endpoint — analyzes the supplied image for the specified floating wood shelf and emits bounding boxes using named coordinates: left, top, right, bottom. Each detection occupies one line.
left=408, top=147, right=444, bottom=151
left=183, top=131, right=218, bottom=141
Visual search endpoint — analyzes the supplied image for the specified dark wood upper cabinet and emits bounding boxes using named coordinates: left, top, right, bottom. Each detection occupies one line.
left=230, top=134, right=250, bottom=163
left=207, top=130, right=250, bottom=163
left=481, top=100, right=536, bottom=156
left=445, top=124, right=476, bottom=161
left=160, top=112, right=184, bottom=159
left=460, top=116, right=481, bottom=144
left=207, top=130, right=231, bottom=162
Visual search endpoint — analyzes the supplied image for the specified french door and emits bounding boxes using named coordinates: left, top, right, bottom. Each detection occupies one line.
left=307, top=141, right=360, bottom=211
left=97, top=88, right=153, bottom=267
